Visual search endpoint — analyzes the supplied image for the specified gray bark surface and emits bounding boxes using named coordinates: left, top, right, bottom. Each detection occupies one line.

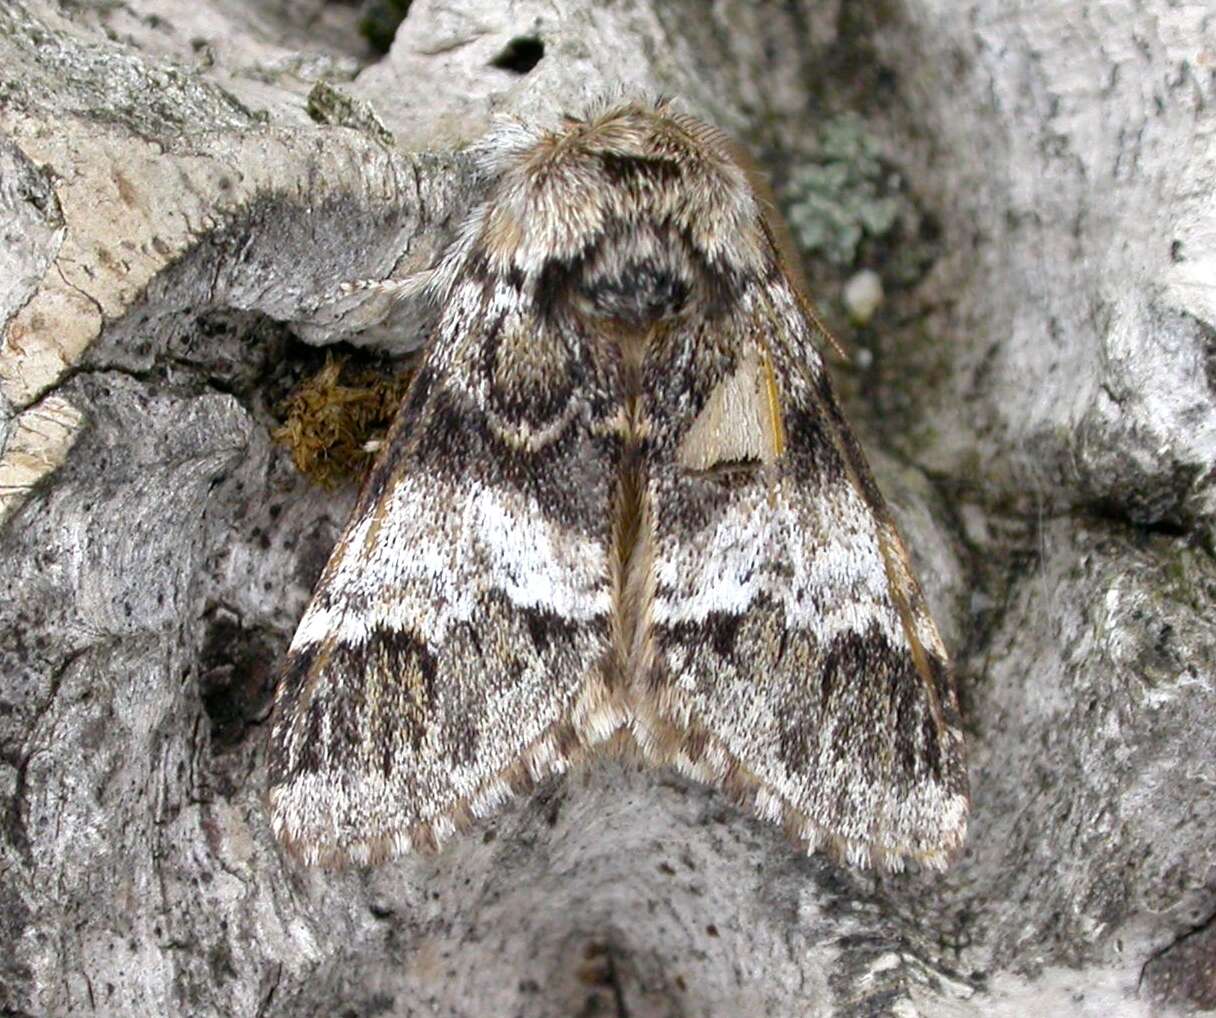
left=1, top=1, right=1213, bottom=1016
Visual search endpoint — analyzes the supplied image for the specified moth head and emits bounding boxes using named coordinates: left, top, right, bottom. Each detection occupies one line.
left=551, top=219, right=702, bottom=329
left=474, top=99, right=771, bottom=327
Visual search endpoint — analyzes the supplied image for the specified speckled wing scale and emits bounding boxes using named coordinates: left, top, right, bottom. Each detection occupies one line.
left=267, top=98, right=969, bottom=870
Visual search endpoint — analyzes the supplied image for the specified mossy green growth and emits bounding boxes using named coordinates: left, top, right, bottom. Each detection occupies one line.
left=306, top=81, right=395, bottom=147
left=273, top=354, right=412, bottom=488
left=1153, top=538, right=1215, bottom=615
left=783, top=114, right=903, bottom=267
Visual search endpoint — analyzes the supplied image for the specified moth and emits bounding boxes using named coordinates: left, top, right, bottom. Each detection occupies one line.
left=267, top=98, right=968, bottom=871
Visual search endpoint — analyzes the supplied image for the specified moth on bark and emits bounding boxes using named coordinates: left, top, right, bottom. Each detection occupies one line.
left=267, top=98, right=968, bottom=871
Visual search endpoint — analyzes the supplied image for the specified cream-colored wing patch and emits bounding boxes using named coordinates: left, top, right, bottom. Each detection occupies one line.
left=677, top=346, right=785, bottom=472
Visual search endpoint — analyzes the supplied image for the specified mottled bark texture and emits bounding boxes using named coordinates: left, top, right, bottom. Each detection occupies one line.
left=1, top=1, right=1213, bottom=1016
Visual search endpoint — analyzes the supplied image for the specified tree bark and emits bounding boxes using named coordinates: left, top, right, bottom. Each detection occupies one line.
left=1, top=1, right=1213, bottom=1016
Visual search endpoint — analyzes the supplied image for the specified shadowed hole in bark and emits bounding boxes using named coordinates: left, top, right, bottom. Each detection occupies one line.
left=1198, top=316, right=1216, bottom=395
left=359, top=0, right=415, bottom=55
left=198, top=605, right=278, bottom=752
left=577, top=942, right=635, bottom=1018
left=490, top=36, right=545, bottom=74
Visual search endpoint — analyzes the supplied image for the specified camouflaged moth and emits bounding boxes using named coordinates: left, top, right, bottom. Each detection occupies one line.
left=268, top=98, right=968, bottom=871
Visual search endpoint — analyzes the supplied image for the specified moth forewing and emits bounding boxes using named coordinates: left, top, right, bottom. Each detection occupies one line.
left=267, top=279, right=625, bottom=869
left=628, top=199, right=967, bottom=872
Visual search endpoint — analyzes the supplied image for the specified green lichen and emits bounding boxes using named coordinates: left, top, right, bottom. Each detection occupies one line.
left=306, top=81, right=395, bottom=147
left=1152, top=539, right=1215, bottom=614
left=783, top=114, right=903, bottom=268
